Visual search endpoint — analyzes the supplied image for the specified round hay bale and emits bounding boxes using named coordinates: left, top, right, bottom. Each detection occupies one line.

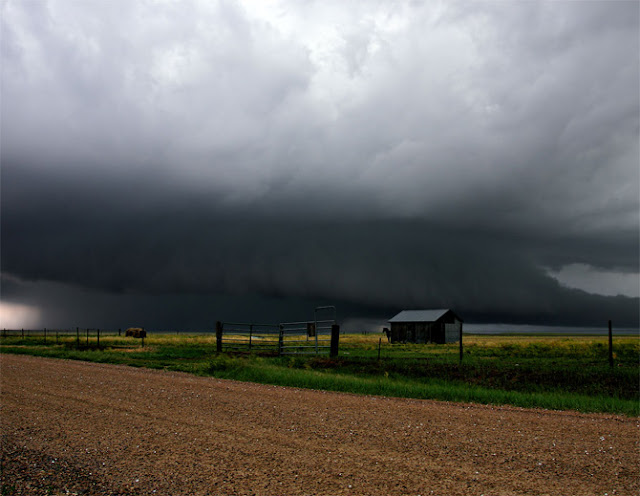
left=125, top=327, right=143, bottom=338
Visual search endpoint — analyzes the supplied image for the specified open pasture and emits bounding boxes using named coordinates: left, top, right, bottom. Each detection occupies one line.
left=1, top=331, right=638, bottom=416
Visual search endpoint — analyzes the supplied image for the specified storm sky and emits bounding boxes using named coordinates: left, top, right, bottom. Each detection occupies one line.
left=2, top=0, right=639, bottom=330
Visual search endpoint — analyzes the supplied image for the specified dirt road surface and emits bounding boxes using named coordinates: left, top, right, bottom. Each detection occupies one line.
left=1, top=354, right=638, bottom=495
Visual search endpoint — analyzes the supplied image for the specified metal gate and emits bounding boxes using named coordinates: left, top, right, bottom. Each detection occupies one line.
left=216, top=322, right=281, bottom=353
left=217, top=306, right=337, bottom=356
left=279, top=306, right=336, bottom=355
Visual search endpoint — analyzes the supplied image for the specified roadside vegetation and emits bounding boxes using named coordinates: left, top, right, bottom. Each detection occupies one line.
left=1, top=332, right=638, bottom=416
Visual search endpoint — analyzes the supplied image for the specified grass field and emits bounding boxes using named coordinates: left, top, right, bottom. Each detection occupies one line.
left=1, top=332, right=638, bottom=416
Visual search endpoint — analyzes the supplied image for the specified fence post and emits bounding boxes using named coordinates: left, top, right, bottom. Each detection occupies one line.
left=459, top=323, right=463, bottom=363
left=76, top=327, right=80, bottom=348
left=56, top=331, right=59, bottom=345
left=86, top=328, right=89, bottom=347
left=44, top=327, right=47, bottom=345
left=216, top=321, right=223, bottom=353
left=608, top=320, right=613, bottom=367
left=330, top=324, right=340, bottom=358
left=118, top=328, right=121, bottom=337
left=21, top=328, right=24, bottom=338
left=97, top=329, right=100, bottom=348
left=377, top=337, right=382, bottom=361
left=278, top=325, right=284, bottom=356
left=249, top=324, right=253, bottom=351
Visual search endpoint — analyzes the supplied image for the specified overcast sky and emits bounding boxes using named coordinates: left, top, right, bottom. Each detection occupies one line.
left=1, top=0, right=639, bottom=330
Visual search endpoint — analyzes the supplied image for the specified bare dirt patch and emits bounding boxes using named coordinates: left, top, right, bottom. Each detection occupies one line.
left=1, top=354, right=638, bottom=495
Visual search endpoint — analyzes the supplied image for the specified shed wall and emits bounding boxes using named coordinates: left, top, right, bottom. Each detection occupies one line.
left=390, top=318, right=461, bottom=344
left=444, top=321, right=462, bottom=344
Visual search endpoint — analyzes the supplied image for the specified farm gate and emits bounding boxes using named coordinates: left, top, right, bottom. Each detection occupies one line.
left=216, top=306, right=339, bottom=356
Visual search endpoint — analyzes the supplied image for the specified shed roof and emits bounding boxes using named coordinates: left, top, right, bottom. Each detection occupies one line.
left=389, top=309, right=461, bottom=323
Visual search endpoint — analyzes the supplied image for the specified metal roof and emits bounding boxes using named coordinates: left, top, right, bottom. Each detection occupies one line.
left=388, top=309, right=454, bottom=323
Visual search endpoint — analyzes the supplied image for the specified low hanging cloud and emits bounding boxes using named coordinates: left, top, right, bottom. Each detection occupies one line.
left=547, top=264, right=639, bottom=299
left=1, top=0, right=638, bottom=329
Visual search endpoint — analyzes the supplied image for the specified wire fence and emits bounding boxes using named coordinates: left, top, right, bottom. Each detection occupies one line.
left=0, top=327, right=145, bottom=347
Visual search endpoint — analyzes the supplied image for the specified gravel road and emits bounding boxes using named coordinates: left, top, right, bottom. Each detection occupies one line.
left=1, top=354, right=638, bottom=495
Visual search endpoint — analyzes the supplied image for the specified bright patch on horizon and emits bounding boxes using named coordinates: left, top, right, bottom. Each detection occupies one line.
left=0, top=302, right=41, bottom=329
left=547, top=264, right=640, bottom=298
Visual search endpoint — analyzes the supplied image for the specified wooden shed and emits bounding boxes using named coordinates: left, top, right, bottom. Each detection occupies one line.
left=388, top=309, right=463, bottom=344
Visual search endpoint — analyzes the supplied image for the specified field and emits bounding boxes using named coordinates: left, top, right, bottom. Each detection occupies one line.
left=1, top=331, right=638, bottom=416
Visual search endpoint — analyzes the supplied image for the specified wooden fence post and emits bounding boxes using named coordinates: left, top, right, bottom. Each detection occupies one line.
left=86, top=328, right=89, bottom=347
left=608, top=320, right=613, bottom=367
left=44, top=328, right=47, bottom=345
left=459, top=323, right=463, bottom=363
left=278, top=324, right=284, bottom=356
left=97, top=329, right=100, bottom=348
left=216, top=321, right=223, bottom=353
left=76, top=327, right=80, bottom=348
left=330, top=324, right=340, bottom=358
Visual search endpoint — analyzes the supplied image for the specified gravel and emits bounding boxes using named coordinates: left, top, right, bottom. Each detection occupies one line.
left=1, top=354, right=638, bottom=495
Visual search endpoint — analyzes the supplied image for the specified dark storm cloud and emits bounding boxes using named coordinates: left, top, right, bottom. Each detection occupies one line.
left=3, top=159, right=638, bottom=327
left=1, top=1, right=638, bottom=328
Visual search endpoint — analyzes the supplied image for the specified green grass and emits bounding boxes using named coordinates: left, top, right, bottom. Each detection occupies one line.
left=198, top=354, right=638, bottom=416
left=1, top=332, right=638, bottom=416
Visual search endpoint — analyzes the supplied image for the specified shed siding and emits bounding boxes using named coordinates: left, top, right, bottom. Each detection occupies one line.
left=389, top=311, right=462, bottom=344
left=444, top=321, right=461, bottom=344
